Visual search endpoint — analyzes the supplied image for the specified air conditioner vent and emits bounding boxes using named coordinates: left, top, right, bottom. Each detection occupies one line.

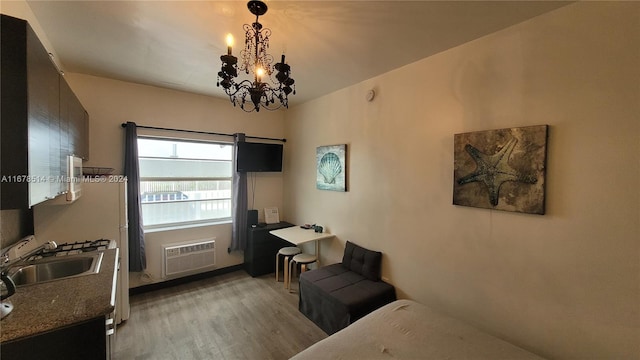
left=162, top=239, right=215, bottom=278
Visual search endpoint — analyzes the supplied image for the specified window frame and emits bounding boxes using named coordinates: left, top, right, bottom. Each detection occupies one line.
left=137, top=136, right=234, bottom=230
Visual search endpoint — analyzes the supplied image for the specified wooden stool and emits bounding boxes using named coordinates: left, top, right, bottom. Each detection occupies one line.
left=288, top=253, right=317, bottom=292
left=276, top=246, right=301, bottom=289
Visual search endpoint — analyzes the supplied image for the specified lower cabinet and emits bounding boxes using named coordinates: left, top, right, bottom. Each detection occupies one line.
left=244, top=222, right=294, bottom=277
left=1, top=315, right=112, bottom=360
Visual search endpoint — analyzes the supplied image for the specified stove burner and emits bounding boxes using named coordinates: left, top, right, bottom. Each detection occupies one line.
left=28, top=239, right=113, bottom=261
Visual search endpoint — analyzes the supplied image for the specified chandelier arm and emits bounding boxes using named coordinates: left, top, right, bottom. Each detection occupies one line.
left=222, top=84, right=242, bottom=98
left=223, top=79, right=254, bottom=97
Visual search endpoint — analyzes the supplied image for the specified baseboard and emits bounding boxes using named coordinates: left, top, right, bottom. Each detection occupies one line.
left=129, top=264, right=244, bottom=296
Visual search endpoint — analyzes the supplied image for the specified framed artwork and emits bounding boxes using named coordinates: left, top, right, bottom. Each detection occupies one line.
left=264, top=207, right=280, bottom=224
left=453, top=125, right=548, bottom=215
left=316, top=144, right=347, bottom=192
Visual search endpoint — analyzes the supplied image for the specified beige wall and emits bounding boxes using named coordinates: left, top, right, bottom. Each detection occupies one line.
left=283, top=2, right=639, bottom=359
left=64, top=74, right=286, bottom=286
left=1, top=0, right=64, bottom=72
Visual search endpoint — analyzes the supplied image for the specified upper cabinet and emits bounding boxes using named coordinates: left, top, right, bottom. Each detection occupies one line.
left=27, top=22, right=62, bottom=203
left=60, top=79, right=89, bottom=161
left=1, top=15, right=89, bottom=209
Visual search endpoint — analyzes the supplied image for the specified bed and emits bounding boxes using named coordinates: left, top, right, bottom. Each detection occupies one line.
left=291, top=299, right=544, bottom=359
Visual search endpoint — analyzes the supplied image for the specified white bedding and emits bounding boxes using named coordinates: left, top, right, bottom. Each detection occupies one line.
left=291, top=299, right=544, bottom=359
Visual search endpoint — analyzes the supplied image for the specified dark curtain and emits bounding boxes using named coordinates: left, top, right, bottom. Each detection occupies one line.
left=230, top=133, right=248, bottom=252
left=124, top=122, right=146, bottom=271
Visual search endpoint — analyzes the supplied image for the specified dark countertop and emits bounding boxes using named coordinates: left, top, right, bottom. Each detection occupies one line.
left=0, top=248, right=118, bottom=343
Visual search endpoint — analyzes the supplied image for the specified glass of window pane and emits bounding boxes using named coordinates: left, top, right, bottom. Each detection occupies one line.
left=138, top=138, right=234, bottom=227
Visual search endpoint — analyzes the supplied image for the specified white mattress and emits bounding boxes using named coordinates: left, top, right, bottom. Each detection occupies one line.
left=291, top=299, right=544, bottom=359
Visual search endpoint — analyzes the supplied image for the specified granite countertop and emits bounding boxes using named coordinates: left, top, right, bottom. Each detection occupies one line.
left=0, top=248, right=118, bottom=343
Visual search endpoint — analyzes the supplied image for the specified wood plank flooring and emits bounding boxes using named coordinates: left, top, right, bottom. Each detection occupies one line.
left=113, top=270, right=327, bottom=360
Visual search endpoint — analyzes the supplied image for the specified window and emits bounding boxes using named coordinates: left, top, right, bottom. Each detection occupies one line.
left=137, top=137, right=233, bottom=228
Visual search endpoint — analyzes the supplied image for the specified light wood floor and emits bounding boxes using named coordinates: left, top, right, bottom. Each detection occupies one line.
left=113, top=270, right=327, bottom=360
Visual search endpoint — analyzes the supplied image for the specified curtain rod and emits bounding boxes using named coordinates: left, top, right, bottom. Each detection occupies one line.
left=120, top=123, right=286, bottom=142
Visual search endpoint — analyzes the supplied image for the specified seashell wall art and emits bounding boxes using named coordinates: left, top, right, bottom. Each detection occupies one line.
left=316, top=144, right=347, bottom=191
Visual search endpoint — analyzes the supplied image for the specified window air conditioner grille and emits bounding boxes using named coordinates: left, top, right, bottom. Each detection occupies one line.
left=162, top=239, right=215, bottom=278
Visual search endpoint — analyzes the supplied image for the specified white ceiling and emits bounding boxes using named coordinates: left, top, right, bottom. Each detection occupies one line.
left=26, top=1, right=570, bottom=106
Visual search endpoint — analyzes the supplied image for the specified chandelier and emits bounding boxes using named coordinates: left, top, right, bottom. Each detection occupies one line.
left=217, top=0, right=296, bottom=112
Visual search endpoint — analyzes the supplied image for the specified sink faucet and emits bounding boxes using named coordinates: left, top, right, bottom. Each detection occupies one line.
left=0, top=237, right=58, bottom=271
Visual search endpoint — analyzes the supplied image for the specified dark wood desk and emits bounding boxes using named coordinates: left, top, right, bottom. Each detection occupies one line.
left=244, top=222, right=294, bottom=277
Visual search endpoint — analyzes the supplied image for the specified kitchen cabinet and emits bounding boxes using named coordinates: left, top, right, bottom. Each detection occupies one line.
left=0, top=15, right=89, bottom=209
left=61, top=77, right=90, bottom=160
left=1, top=315, right=110, bottom=360
left=59, top=81, right=71, bottom=189
left=36, top=37, right=63, bottom=199
left=244, top=222, right=294, bottom=277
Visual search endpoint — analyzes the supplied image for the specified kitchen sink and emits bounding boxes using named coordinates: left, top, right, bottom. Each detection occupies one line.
left=7, top=253, right=103, bottom=287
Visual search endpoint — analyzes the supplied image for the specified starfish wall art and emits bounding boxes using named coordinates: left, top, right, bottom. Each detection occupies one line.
left=453, top=125, right=548, bottom=215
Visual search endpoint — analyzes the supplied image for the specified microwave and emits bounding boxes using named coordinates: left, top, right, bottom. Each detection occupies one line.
left=66, top=155, right=83, bottom=202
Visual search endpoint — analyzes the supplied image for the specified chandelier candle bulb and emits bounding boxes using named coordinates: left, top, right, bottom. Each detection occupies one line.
left=226, top=34, right=234, bottom=55
left=256, top=67, right=264, bottom=82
